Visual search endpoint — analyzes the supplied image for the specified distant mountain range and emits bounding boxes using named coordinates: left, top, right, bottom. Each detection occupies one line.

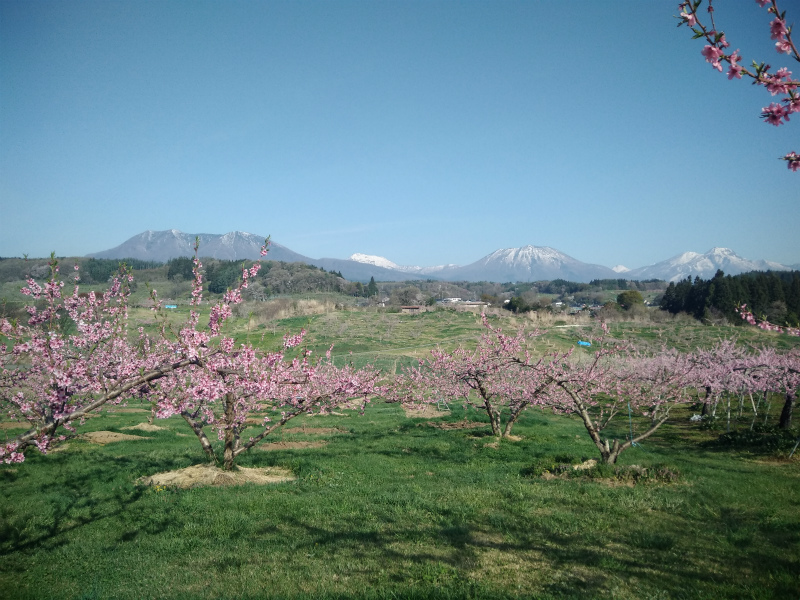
left=89, top=230, right=796, bottom=284
left=617, top=247, right=790, bottom=283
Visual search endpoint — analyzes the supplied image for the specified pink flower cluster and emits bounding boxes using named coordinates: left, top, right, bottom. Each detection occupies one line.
left=283, top=330, right=306, bottom=349
left=679, top=0, right=799, bottom=170
left=738, top=304, right=800, bottom=336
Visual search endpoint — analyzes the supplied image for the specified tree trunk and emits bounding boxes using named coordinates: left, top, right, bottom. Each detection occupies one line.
left=181, top=412, right=217, bottom=463
left=477, top=383, right=501, bottom=437
left=701, top=386, right=712, bottom=416
left=560, top=384, right=615, bottom=463
left=779, top=391, right=795, bottom=430
left=222, top=392, right=237, bottom=471
left=726, top=396, right=731, bottom=433
left=602, top=440, right=622, bottom=464
left=502, top=407, right=523, bottom=437
left=488, top=407, right=501, bottom=437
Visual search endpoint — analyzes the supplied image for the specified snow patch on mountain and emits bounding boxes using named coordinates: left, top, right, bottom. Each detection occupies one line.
left=627, top=247, right=790, bottom=282
left=348, top=253, right=457, bottom=274
left=349, top=253, right=404, bottom=270
left=612, top=265, right=630, bottom=273
left=481, top=246, right=566, bottom=268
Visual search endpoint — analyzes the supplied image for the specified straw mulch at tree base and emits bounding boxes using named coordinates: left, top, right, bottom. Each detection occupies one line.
left=402, top=405, right=450, bottom=419
left=138, top=464, right=296, bottom=488
left=122, top=423, right=167, bottom=432
left=81, top=431, right=151, bottom=444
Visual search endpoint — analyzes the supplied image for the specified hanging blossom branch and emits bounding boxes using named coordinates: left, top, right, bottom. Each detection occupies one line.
left=738, top=304, right=800, bottom=336
left=678, top=0, right=799, bottom=171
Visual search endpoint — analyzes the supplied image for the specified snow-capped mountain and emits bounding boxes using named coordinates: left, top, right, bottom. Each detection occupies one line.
left=349, top=247, right=618, bottom=282
left=348, top=253, right=457, bottom=275
left=349, top=253, right=405, bottom=271
left=626, top=247, right=790, bottom=282
left=612, top=265, right=630, bottom=273
left=443, top=246, right=618, bottom=283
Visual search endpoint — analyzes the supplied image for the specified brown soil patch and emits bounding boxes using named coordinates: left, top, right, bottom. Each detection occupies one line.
left=427, top=420, right=486, bottom=430
left=258, top=441, right=328, bottom=451
left=0, top=422, right=29, bottom=430
left=81, top=431, right=151, bottom=444
left=138, top=464, right=295, bottom=488
left=282, top=427, right=346, bottom=435
left=403, top=405, right=450, bottom=418
left=123, top=423, right=167, bottom=432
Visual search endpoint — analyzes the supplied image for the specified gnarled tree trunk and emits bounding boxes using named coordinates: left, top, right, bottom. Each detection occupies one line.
left=181, top=412, right=217, bottom=464
left=701, top=386, right=712, bottom=416
left=779, top=391, right=795, bottom=430
left=222, top=392, right=238, bottom=471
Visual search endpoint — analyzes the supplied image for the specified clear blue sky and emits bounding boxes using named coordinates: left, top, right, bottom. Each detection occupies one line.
left=1, top=1, right=798, bottom=269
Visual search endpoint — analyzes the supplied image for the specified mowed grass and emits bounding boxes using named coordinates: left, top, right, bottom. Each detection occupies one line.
left=1, top=398, right=799, bottom=600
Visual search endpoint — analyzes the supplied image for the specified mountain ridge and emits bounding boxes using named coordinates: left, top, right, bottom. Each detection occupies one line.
left=87, top=230, right=795, bottom=284
left=625, top=247, right=790, bottom=282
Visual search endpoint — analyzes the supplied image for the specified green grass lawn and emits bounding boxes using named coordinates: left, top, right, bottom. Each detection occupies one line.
left=3, top=307, right=800, bottom=598
left=1, top=398, right=798, bottom=599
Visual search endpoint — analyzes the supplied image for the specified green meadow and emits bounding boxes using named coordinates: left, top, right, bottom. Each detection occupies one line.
left=1, top=307, right=799, bottom=599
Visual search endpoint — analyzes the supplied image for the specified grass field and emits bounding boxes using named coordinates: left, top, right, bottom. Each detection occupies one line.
left=1, top=401, right=799, bottom=599
left=2, top=306, right=800, bottom=599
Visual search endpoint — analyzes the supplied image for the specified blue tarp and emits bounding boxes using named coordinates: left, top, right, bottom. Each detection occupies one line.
left=577, top=341, right=592, bottom=347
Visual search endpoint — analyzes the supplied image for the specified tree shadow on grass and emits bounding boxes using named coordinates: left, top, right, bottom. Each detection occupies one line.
left=0, top=449, right=192, bottom=556
left=263, top=479, right=800, bottom=599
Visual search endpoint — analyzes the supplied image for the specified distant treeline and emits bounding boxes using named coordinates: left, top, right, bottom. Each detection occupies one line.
left=660, top=270, right=800, bottom=327
left=0, top=256, right=163, bottom=285
left=81, top=258, right=163, bottom=283
left=537, top=278, right=664, bottom=294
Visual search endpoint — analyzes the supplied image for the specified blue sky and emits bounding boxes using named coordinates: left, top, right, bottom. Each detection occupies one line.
left=1, top=1, right=798, bottom=270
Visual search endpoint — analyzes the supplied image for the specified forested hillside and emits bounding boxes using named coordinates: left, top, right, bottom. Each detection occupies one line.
left=660, top=269, right=800, bottom=326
